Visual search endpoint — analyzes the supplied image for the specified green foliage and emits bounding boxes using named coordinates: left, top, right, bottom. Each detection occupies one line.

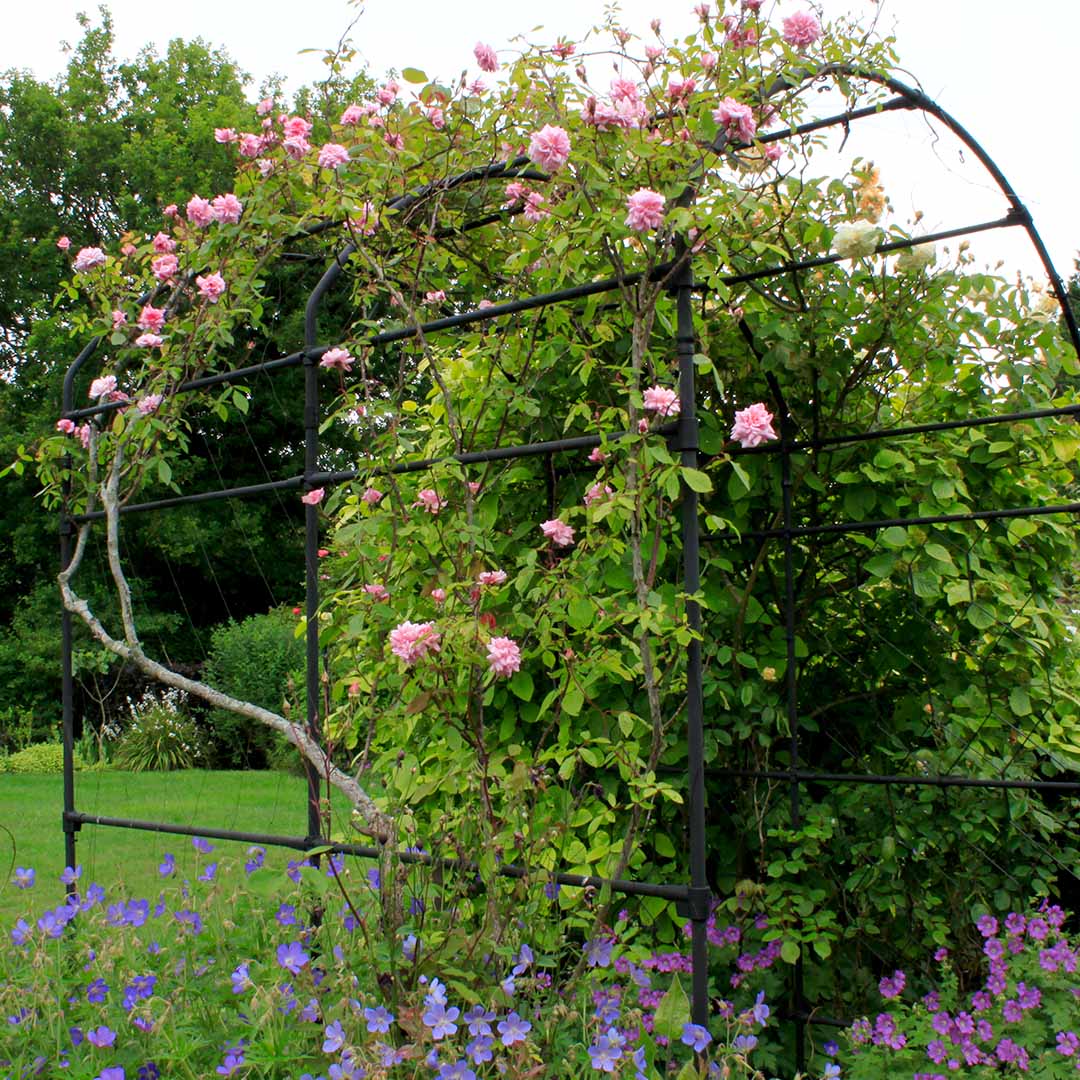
left=112, top=689, right=205, bottom=772
left=203, top=608, right=305, bottom=768
left=4, top=742, right=82, bottom=773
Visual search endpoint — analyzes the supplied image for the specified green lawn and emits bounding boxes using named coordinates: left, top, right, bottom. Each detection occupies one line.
left=0, top=769, right=356, bottom=922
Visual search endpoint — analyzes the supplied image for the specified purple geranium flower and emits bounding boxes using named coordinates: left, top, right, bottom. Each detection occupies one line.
left=467, top=1036, right=494, bottom=1065
left=424, top=1003, right=460, bottom=1040
left=464, top=1006, right=495, bottom=1037
left=14, top=867, right=35, bottom=889
left=584, top=937, right=613, bottom=968
left=587, top=1033, right=623, bottom=1071
left=277, top=941, right=309, bottom=976
left=158, top=854, right=175, bottom=876
left=86, top=1025, right=116, bottom=1048
left=60, top=865, right=82, bottom=885
left=323, top=1020, right=345, bottom=1054
left=682, top=1023, right=712, bottom=1053
left=192, top=837, right=214, bottom=855
left=363, top=1005, right=394, bottom=1034
left=497, top=1011, right=531, bottom=1046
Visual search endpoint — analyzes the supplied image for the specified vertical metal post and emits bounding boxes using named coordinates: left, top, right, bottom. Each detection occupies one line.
left=674, top=261, right=711, bottom=1028
left=60, top=495, right=78, bottom=883
left=302, top=350, right=323, bottom=851
left=780, top=411, right=805, bottom=1072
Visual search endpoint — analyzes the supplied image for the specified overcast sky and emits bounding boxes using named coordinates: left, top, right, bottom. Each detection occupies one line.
left=2, top=0, right=1077, bottom=282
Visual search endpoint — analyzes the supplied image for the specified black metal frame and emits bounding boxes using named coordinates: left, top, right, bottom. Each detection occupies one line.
left=56, top=68, right=1080, bottom=1073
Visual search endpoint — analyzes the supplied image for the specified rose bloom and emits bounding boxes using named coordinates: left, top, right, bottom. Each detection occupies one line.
left=196, top=273, right=226, bottom=303
left=283, top=135, right=310, bottom=159
left=643, top=385, right=680, bottom=417
left=625, top=189, right=665, bottom=232
left=361, top=487, right=383, bottom=505
left=283, top=116, right=313, bottom=139
left=186, top=195, right=214, bottom=227
left=73, top=247, right=106, bottom=272
left=238, top=133, right=263, bottom=157
left=56, top=235, right=71, bottom=251
left=89, top=375, right=117, bottom=399
left=474, top=42, right=498, bottom=71
left=56, top=418, right=76, bottom=434
left=528, top=124, right=571, bottom=173
left=426, top=106, right=445, bottom=129
left=540, top=518, right=574, bottom=547
left=834, top=220, right=881, bottom=260
left=256, top=97, right=274, bottom=115
left=588, top=447, right=607, bottom=463
left=151, top=254, right=178, bottom=281
left=431, top=587, right=447, bottom=604
left=320, top=347, right=353, bottom=371
left=731, top=402, right=779, bottom=448
left=137, top=394, right=163, bottom=415
left=135, top=332, right=164, bottom=348
left=425, top=290, right=446, bottom=303
left=552, top=40, right=575, bottom=59
left=414, top=488, right=446, bottom=514
left=300, top=488, right=325, bottom=506
left=584, top=482, right=613, bottom=507
left=214, top=128, right=238, bottom=143
left=152, top=231, right=176, bottom=254
left=348, top=202, right=378, bottom=236
left=376, top=81, right=399, bottom=106
left=211, top=193, right=243, bottom=224
left=364, top=583, right=389, bottom=601
left=487, top=636, right=522, bottom=678
left=162, top=203, right=178, bottom=218
left=318, top=143, right=350, bottom=169
left=523, top=192, right=549, bottom=223
left=389, top=621, right=441, bottom=665
left=111, top=309, right=127, bottom=329
left=713, top=97, right=757, bottom=142
left=478, top=570, right=507, bottom=587
left=138, top=305, right=166, bottom=332
left=782, top=11, right=822, bottom=47
left=340, top=104, right=364, bottom=124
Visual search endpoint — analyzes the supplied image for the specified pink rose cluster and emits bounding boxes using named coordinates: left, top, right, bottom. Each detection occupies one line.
left=72, top=247, right=106, bottom=273
left=580, top=79, right=647, bottom=131
left=474, top=42, right=499, bottom=72
left=643, top=385, right=680, bottom=417
left=504, top=182, right=549, bottom=223
left=731, top=402, right=779, bottom=448
left=782, top=11, right=822, bottom=47
left=318, top=143, right=350, bottom=170
left=540, top=518, right=574, bottom=548
left=186, top=193, right=243, bottom=227
left=528, top=125, right=571, bottom=173
left=414, top=489, right=447, bottom=514
left=625, top=189, right=665, bottom=233
left=389, top=621, right=441, bottom=665
left=713, top=97, right=757, bottom=143
left=487, top=636, right=522, bottom=678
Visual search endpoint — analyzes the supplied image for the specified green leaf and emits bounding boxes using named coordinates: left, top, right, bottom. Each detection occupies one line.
left=1009, top=687, right=1031, bottom=717
left=966, top=603, right=994, bottom=630
left=880, top=526, right=908, bottom=548
left=681, top=467, right=713, bottom=493
left=864, top=553, right=897, bottom=578
left=780, top=940, right=800, bottom=964
left=157, top=459, right=172, bottom=485
left=923, top=543, right=953, bottom=565
left=401, top=67, right=428, bottom=83
left=654, top=833, right=676, bottom=858
left=509, top=669, right=533, bottom=702
left=652, top=974, right=691, bottom=1042
left=562, top=688, right=584, bottom=717
left=568, top=596, right=594, bottom=630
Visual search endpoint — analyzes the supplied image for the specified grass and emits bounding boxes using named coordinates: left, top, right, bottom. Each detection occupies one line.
left=0, top=769, right=356, bottom=922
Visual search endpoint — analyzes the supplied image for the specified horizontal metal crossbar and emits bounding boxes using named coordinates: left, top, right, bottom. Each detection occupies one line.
left=62, top=810, right=688, bottom=900
left=714, top=769, right=1080, bottom=792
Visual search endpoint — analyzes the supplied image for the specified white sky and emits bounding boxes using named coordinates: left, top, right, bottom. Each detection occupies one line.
left=2, top=0, right=1077, bottom=283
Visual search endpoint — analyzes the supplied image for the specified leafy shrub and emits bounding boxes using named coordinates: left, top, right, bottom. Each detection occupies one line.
left=203, top=608, right=304, bottom=768
left=0, top=706, right=37, bottom=754
left=112, top=688, right=205, bottom=772
left=5, top=742, right=83, bottom=773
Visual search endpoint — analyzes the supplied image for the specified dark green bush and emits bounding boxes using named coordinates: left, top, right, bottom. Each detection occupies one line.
left=202, top=608, right=304, bottom=769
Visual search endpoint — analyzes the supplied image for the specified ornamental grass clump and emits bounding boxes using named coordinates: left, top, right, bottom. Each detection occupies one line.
left=842, top=903, right=1080, bottom=1078
left=112, top=688, right=205, bottom=772
left=2, top=847, right=806, bottom=1079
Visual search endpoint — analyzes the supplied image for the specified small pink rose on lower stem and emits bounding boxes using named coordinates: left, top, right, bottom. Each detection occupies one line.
left=625, top=189, right=665, bottom=232
left=430, top=587, right=447, bottom=604
left=731, top=402, right=779, bottom=447
left=318, top=143, right=350, bottom=169
left=487, top=636, right=522, bottom=678
left=389, top=620, right=441, bottom=665
left=256, top=97, right=274, bottom=116
left=137, top=394, right=162, bottom=415
left=73, top=247, right=106, bottom=272
left=474, top=42, right=499, bottom=72
left=77, top=424, right=91, bottom=449
left=588, top=447, right=607, bottom=463
left=376, top=81, right=399, bottom=106
left=540, top=518, right=575, bottom=547
left=361, top=487, right=383, bottom=505
left=584, top=483, right=613, bottom=507
left=88, top=375, right=117, bottom=399
left=528, top=124, right=571, bottom=173
left=478, top=570, right=507, bottom=587
left=425, top=106, right=445, bottom=130
left=138, top=305, right=166, bottom=332
left=319, top=348, right=353, bottom=372
left=151, top=254, right=178, bottom=282
left=300, top=488, right=325, bottom=506
left=782, top=11, right=822, bottom=46
left=135, top=333, right=164, bottom=349
left=56, top=418, right=76, bottom=434
left=196, top=273, right=226, bottom=303
left=152, top=231, right=175, bottom=254
left=643, top=385, right=680, bottom=416
left=414, top=489, right=446, bottom=514
left=112, top=310, right=127, bottom=330
left=467, top=481, right=481, bottom=494
left=364, top=583, right=389, bottom=601
left=56, top=236, right=71, bottom=251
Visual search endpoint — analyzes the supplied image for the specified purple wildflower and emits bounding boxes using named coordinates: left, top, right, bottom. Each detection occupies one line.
left=277, top=941, right=310, bottom=976
left=363, top=1005, right=394, bottom=1033
left=158, top=854, right=175, bottom=876
left=60, top=865, right=82, bottom=885
left=588, top=1033, right=623, bottom=1071
left=86, top=1025, right=116, bottom=1048
left=323, top=1020, right=345, bottom=1054
left=424, top=1003, right=460, bottom=1040
left=682, top=1023, right=712, bottom=1053
left=14, top=867, right=34, bottom=889
left=192, top=837, right=214, bottom=855
left=497, top=1011, right=531, bottom=1046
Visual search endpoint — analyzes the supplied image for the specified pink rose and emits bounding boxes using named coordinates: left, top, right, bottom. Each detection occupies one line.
left=186, top=196, right=214, bottom=227
left=695, top=2, right=711, bottom=17
left=111, top=310, right=127, bottom=330
left=540, top=518, right=574, bottom=548
left=89, top=375, right=117, bottom=399
left=162, top=203, right=178, bottom=218
left=376, top=81, right=399, bottom=106
left=588, top=447, right=607, bottom=464
left=73, top=247, right=106, bottom=272
left=152, top=231, right=176, bottom=254
left=340, top=104, right=364, bottom=124
left=120, top=243, right=137, bottom=256
left=318, top=143, right=350, bottom=169
left=77, top=424, right=91, bottom=449
left=431, top=587, right=447, bottom=604
left=552, top=40, right=575, bottom=59
left=487, top=636, right=522, bottom=678
left=137, top=394, right=163, bottom=415
left=414, top=489, right=446, bottom=514
left=214, top=128, right=238, bottom=143
left=364, top=583, right=389, bottom=601
left=196, top=273, right=226, bottom=303
left=348, top=202, right=378, bottom=236
left=361, top=486, right=383, bottom=505
left=782, top=11, right=822, bottom=47
left=384, top=132, right=405, bottom=152
left=643, top=385, right=680, bottom=416
left=425, top=290, right=446, bottom=303
left=504, top=181, right=528, bottom=207
left=731, top=403, right=779, bottom=448
left=478, top=570, right=507, bottom=587
left=523, top=192, right=549, bottom=223
left=56, top=418, right=76, bottom=434
left=584, top=483, right=613, bottom=507
left=700, top=51, right=718, bottom=71
left=467, top=79, right=487, bottom=96
left=135, top=333, right=163, bottom=348
left=238, top=133, right=262, bottom=158
left=425, top=106, right=445, bottom=130
left=211, top=193, right=243, bottom=224
left=256, top=97, right=274, bottom=116
left=713, top=97, right=756, bottom=142
left=319, top=348, right=353, bottom=371
left=301, top=488, right=325, bottom=506
left=668, top=78, right=697, bottom=103
left=645, top=45, right=663, bottom=61
left=474, top=42, right=498, bottom=72
left=137, top=305, right=166, bottom=332
left=283, top=136, right=310, bottom=159
left=283, top=116, right=312, bottom=139
left=389, top=620, right=441, bottom=665
left=625, top=189, right=666, bottom=232
left=56, top=236, right=71, bottom=251
left=528, top=124, right=571, bottom=173
left=610, top=78, right=639, bottom=104
left=151, top=254, right=178, bottom=281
